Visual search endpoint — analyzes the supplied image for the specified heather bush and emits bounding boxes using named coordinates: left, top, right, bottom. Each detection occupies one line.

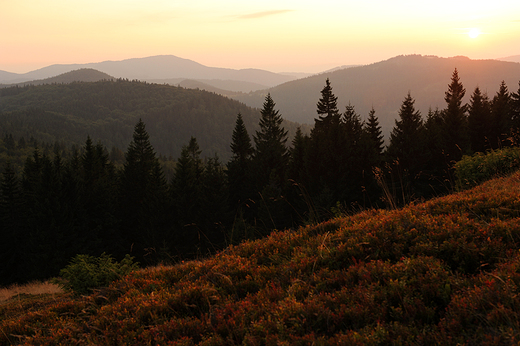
left=54, top=253, right=139, bottom=295
left=455, top=147, right=520, bottom=190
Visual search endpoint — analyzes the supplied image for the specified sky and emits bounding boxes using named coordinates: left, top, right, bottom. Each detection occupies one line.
left=1, top=0, right=520, bottom=74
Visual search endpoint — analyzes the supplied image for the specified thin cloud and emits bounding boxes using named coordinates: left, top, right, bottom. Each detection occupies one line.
left=238, top=10, right=293, bottom=20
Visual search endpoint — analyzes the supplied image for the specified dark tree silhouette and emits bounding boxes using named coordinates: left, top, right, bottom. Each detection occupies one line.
left=468, top=87, right=492, bottom=153
left=227, top=113, right=254, bottom=207
left=118, top=119, right=168, bottom=260
left=490, top=81, right=512, bottom=147
left=365, top=107, right=385, bottom=158
left=441, top=68, right=470, bottom=162
left=253, top=93, right=289, bottom=191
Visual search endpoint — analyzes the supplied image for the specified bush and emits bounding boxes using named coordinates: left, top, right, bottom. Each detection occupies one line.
left=54, top=253, right=139, bottom=295
left=455, top=147, right=520, bottom=190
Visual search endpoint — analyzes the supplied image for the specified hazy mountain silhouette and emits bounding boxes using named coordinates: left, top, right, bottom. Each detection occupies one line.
left=1, top=69, right=114, bottom=87
left=147, top=78, right=270, bottom=93
left=0, top=55, right=297, bottom=88
left=498, top=55, right=520, bottom=63
left=232, top=55, right=520, bottom=138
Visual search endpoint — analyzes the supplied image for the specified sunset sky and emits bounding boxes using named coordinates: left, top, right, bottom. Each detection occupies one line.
left=1, top=0, right=519, bottom=74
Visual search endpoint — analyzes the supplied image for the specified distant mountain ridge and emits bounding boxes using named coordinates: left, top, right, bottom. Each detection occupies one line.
left=231, top=55, right=520, bottom=138
left=0, top=68, right=114, bottom=87
left=0, top=55, right=298, bottom=90
left=498, top=55, right=520, bottom=63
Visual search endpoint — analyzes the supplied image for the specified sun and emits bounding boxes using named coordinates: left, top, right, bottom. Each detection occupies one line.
left=468, top=28, right=481, bottom=39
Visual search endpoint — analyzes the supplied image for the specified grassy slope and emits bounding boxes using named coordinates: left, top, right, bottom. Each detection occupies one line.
left=2, top=172, right=520, bottom=345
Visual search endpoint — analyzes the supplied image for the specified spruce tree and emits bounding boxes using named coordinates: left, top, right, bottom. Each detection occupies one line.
left=308, top=79, right=343, bottom=207
left=80, top=137, right=119, bottom=254
left=119, top=119, right=168, bottom=259
left=387, top=92, right=424, bottom=165
left=468, top=87, right=491, bottom=153
left=252, top=94, right=291, bottom=232
left=512, top=82, right=520, bottom=137
left=315, top=78, right=341, bottom=131
left=201, top=154, right=229, bottom=247
left=253, top=93, right=289, bottom=190
left=365, top=107, right=385, bottom=158
left=441, top=68, right=470, bottom=161
left=171, top=137, right=205, bottom=254
left=287, top=127, right=310, bottom=185
left=227, top=113, right=254, bottom=207
left=0, top=162, right=24, bottom=284
left=490, top=81, right=512, bottom=147
left=387, top=92, right=427, bottom=203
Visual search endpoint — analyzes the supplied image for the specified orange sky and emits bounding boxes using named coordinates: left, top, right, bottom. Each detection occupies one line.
left=1, top=0, right=519, bottom=73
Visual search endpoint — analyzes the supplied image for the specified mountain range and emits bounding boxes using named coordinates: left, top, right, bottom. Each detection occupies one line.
left=2, top=54, right=520, bottom=141
left=231, top=55, right=520, bottom=137
left=0, top=55, right=308, bottom=91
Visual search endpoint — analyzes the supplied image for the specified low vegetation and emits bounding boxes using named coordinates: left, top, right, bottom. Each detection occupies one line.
left=0, top=281, right=62, bottom=303
left=2, top=170, right=520, bottom=345
left=53, top=253, right=139, bottom=295
left=455, top=147, right=520, bottom=190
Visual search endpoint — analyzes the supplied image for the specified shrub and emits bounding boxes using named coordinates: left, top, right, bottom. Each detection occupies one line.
left=455, top=147, right=520, bottom=190
left=54, top=253, right=139, bottom=295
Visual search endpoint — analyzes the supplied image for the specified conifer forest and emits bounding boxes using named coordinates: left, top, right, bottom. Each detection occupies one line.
left=1, top=70, right=520, bottom=286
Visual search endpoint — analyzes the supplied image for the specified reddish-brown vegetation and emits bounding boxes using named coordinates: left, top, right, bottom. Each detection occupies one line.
left=2, top=172, right=520, bottom=345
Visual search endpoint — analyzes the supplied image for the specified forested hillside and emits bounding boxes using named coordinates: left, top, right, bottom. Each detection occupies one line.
left=0, top=68, right=114, bottom=87
left=233, top=55, right=520, bottom=136
left=0, top=80, right=307, bottom=162
left=0, top=67, right=519, bottom=291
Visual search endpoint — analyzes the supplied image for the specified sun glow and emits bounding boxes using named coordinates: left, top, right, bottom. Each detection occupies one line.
left=468, top=28, right=481, bottom=39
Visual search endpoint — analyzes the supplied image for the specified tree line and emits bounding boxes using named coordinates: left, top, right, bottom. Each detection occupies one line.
left=1, top=69, right=520, bottom=285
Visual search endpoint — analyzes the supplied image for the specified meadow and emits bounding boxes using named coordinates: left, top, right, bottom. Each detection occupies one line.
left=2, top=170, right=520, bottom=345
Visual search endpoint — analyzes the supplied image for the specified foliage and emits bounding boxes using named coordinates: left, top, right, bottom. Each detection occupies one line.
left=455, top=147, right=520, bottom=190
left=53, top=253, right=139, bottom=295
left=3, top=172, right=520, bottom=344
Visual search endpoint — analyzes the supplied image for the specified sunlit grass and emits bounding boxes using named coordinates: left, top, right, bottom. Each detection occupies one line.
left=2, top=171, right=520, bottom=344
left=0, top=281, right=63, bottom=303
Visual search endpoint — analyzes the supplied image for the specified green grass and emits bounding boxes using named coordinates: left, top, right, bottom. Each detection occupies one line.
left=3, top=171, right=520, bottom=345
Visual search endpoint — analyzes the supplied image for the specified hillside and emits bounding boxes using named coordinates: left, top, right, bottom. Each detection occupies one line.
left=0, top=68, right=114, bottom=87
left=0, top=80, right=308, bottom=160
left=2, top=171, right=520, bottom=344
left=233, top=55, right=520, bottom=137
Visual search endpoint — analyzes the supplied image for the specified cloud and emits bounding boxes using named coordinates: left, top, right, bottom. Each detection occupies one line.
left=238, top=10, right=293, bottom=20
